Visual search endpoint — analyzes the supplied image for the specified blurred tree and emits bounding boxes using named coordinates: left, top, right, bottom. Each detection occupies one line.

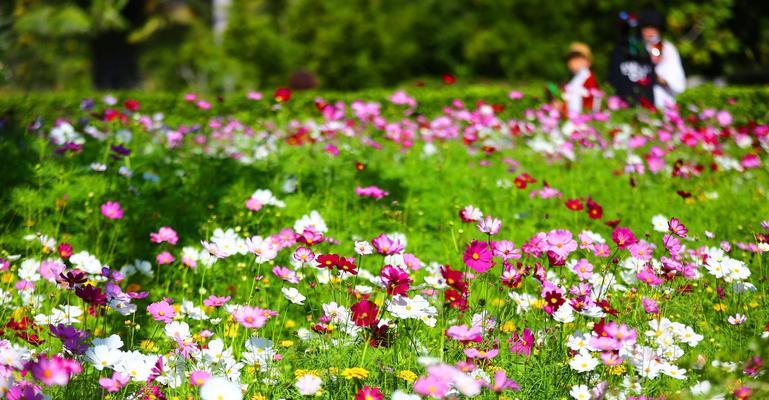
left=1, top=0, right=768, bottom=91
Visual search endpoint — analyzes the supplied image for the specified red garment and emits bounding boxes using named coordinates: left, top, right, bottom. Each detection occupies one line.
left=582, top=71, right=600, bottom=112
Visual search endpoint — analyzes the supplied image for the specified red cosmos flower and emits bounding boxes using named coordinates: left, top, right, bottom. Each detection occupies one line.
left=75, top=284, right=107, bottom=306
left=543, top=290, right=565, bottom=311
left=440, top=264, right=467, bottom=293
left=350, top=300, right=378, bottom=327
left=442, top=73, right=456, bottom=85
left=586, top=198, right=603, bottom=219
left=124, top=99, right=140, bottom=111
left=596, top=299, right=618, bottom=316
left=380, top=265, right=412, bottom=296
left=274, top=87, right=292, bottom=102
left=565, top=199, right=584, bottom=211
left=445, top=289, right=468, bottom=311
left=337, top=257, right=358, bottom=275
left=316, top=254, right=341, bottom=269
left=514, top=173, right=536, bottom=189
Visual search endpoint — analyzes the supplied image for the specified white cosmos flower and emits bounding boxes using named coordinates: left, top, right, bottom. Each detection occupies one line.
left=250, top=189, right=285, bottom=208
left=294, top=211, right=328, bottom=233
left=569, top=351, right=599, bottom=373
left=662, top=364, right=687, bottom=379
left=295, top=374, right=323, bottom=396
left=85, top=345, right=122, bottom=370
left=282, top=287, right=306, bottom=305
left=164, top=321, right=191, bottom=340
left=387, top=295, right=437, bottom=327
left=569, top=384, right=591, bottom=400
left=354, top=241, right=374, bottom=255
left=652, top=214, right=668, bottom=232
left=553, top=303, right=575, bottom=323
left=200, top=377, right=243, bottom=400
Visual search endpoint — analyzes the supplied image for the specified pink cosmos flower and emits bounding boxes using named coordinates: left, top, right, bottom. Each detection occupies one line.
left=101, top=201, right=124, bottom=220
left=402, top=253, right=423, bottom=270
left=667, top=217, right=688, bottom=238
left=233, top=306, right=275, bottom=328
left=489, top=370, right=520, bottom=392
left=477, top=215, right=501, bottom=235
left=642, top=297, right=659, bottom=313
left=572, top=259, right=593, bottom=280
left=663, top=235, right=682, bottom=256
left=509, top=328, right=534, bottom=357
left=463, top=240, right=493, bottom=273
left=99, top=372, right=129, bottom=392
left=292, top=247, right=315, bottom=264
left=156, top=251, right=175, bottom=265
left=593, top=243, right=610, bottom=257
left=189, top=370, right=211, bottom=386
left=371, top=234, right=404, bottom=255
left=39, top=260, right=66, bottom=281
left=463, top=348, right=499, bottom=359
left=446, top=324, right=482, bottom=343
left=493, top=240, right=521, bottom=260
left=272, top=266, right=299, bottom=283
left=628, top=241, right=653, bottom=261
left=150, top=227, right=178, bottom=245
left=459, top=205, right=483, bottom=222
left=414, top=374, right=451, bottom=398
left=29, top=355, right=82, bottom=386
left=636, top=267, right=663, bottom=286
left=355, top=186, right=389, bottom=199
left=147, top=301, right=176, bottom=323
left=245, top=197, right=263, bottom=211
left=203, top=295, right=231, bottom=307
left=546, top=229, right=577, bottom=257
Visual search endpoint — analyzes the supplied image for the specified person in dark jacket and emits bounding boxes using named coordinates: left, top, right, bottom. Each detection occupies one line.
left=608, top=11, right=656, bottom=108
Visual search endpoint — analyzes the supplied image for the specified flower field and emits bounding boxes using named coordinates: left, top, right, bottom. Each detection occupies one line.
left=1, top=87, right=768, bottom=400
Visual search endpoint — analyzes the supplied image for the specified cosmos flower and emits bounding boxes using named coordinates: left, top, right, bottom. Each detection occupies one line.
left=100, top=201, right=124, bottom=220
left=463, top=240, right=493, bottom=273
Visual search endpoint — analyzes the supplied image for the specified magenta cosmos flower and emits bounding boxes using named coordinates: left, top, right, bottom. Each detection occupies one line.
left=100, top=201, right=124, bottom=219
left=29, top=354, right=82, bottom=386
left=380, top=264, right=412, bottom=296
left=463, top=240, right=493, bottom=273
left=355, top=186, right=389, bottom=199
left=612, top=227, right=637, bottom=249
left=355, top=386, right=384, bottom=400
left=509, top=327, right=534, bottom=358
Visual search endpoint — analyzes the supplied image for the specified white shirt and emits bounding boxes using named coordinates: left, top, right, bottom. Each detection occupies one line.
left=650, top=40, right=686, bottom=110
left=564, top=68, right=591, bottom=115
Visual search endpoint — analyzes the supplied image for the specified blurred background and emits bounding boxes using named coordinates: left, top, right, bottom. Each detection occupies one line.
left=1, top=0, right=768, bottom=92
